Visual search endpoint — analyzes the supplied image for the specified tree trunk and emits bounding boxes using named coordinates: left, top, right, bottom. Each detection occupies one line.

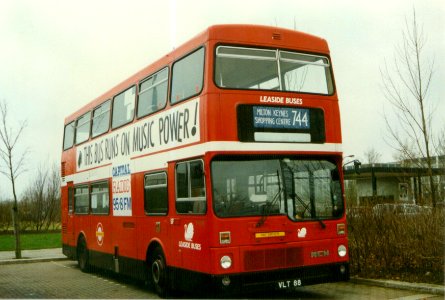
left=10, top=152, right=22, bottom=259
left=11, top=204, right=21, bottom=259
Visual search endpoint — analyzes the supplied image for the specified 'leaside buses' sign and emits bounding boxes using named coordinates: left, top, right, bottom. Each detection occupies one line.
left=76, top=98, right=200, bottom=172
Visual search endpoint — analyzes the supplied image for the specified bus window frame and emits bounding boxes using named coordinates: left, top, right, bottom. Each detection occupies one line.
left=213, top=44, right=336, bottom=96
left=75, top=111, right=92, bottom=145
left=90, top=180, right=110, bottom=215
left=111, top=85, right=136, bottom=130
left=63, top=121, right=76, bottom=150
left=74, top=184, right=90, bottom=215
left=144, top=171, right=169, bottom=216
left=175, top=159, right=206, bottom=215
left=170, top=46, right=205, bottom=105
left=137, top=67, right=169, bottom=119
left=91, top=100, right=111, bottom=138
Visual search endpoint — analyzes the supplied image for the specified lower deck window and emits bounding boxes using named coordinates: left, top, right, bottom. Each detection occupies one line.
left=74, top=186, right=89, bottom=214
left=91, top=182, right=109, bottom=214
left=145, top=172, right=168, bottom=215
left=176, top=160, right=206, bottom=214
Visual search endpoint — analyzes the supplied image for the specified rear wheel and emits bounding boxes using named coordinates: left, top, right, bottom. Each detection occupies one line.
left=77, top=236, right=90, bottom=272
left=149, top=247, right=169, bottom=297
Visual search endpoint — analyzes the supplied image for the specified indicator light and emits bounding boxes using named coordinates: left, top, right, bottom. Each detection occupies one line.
left=337, top=223, right=346, bottom=235
left=219, top=231, right=231, bottom=244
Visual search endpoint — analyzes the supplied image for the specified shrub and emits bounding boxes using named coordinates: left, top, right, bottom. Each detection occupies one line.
left=0, top=201, right=13, bottom=232
left=348, top=208, right=444, bottom=284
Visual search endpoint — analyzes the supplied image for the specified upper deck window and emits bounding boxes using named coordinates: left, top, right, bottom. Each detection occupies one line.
left=63, top=121, right=75, bottom=150
left=75, top=112, right=91, bottom=145
left=92, top=100, right=111, bottom=137
left=138, top=68, right=168, bottom=118
left=112, top=86, right=136, bottom=129
left=171, top=47, right=205, bottom=104
left=215, top=46, right=333, bottom=95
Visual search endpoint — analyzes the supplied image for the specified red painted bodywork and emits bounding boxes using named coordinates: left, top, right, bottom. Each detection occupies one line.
left=61, top=24, right=347, bottom=282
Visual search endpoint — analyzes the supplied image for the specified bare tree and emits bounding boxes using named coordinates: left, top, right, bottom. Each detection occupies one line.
left=45, top=163, right=61, bottom=230
left=0, top=100, right=27, bottom=259
left=381, top=9, right=438, bottom=207
left=22, top=163, right=61, bottom=231
left=364, top=148, right=382, bottom=164
left=435, top=128, right=445, bottom=202
left=0, top=200, right=13, bottom=232
left=23, top=165, right=47, bottom=231
left=436, top=128, right=445, bottom=157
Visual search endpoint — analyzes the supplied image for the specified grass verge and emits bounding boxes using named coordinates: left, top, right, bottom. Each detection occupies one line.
left=0, top=232, right=61, bottom=251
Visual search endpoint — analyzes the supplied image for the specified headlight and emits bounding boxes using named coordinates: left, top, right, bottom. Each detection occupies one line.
left=220, top=255, right=232, bottom=269
left=338, top=245, right=347, bottom=257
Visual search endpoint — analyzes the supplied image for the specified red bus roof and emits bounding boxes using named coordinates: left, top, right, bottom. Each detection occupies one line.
left=208, top=24, right=329, bottom=51
left=64, top=24, right=330, bottom=123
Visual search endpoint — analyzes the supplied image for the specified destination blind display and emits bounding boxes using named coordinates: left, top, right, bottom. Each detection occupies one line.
left=237, top=105, right=325, bottom=143
left=253, top=106, right=310, bottom=130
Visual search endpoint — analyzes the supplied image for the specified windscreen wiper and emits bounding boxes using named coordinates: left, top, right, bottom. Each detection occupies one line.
left=293, top=192, right=326, bottom=229
left=256, top=170, right=281, bottom=228
left=315, top=217, right=326, bottom=229
left=293, top=192, right=311, bottom=217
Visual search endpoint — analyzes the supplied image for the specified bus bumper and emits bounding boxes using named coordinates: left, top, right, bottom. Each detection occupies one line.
left=209, top=262, right=349, bottom=295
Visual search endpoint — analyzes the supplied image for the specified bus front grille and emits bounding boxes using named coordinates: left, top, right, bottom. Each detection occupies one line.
left=244, top=247, right=304, bottom=271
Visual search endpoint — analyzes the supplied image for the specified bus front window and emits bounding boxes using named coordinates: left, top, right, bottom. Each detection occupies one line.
left=215, top=46, right=334, bottom=95
left=211, top=157, right=343, bottom=220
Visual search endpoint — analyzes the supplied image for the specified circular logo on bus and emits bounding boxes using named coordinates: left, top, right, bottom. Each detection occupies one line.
left=96, top=222, right=105, bottom=246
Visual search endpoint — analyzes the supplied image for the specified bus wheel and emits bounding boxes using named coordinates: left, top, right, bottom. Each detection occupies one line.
left=149, top=247, right=169, bottom=297
left=77, top=236, right=90, bottom=272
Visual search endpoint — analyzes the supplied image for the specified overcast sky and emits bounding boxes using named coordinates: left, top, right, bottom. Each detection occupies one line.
left=0, top=0, right=444, bottom=198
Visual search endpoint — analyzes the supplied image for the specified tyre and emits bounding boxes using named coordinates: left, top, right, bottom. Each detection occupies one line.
left=149, top=247, right=169, bottom=297
left=77, top=236, right=90, bottom=272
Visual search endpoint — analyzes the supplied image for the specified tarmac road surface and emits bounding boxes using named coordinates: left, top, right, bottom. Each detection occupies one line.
left=0, top=260, right=443, bottom=299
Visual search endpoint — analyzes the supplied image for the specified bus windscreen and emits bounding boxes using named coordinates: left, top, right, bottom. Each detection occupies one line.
left=211, top=157, right=344, bottom=220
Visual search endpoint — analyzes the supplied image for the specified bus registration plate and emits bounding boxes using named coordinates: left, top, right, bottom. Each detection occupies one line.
left=277, top=279, right=302, bottom=289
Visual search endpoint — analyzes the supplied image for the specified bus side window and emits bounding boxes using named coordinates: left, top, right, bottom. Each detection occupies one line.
left=74, top=185, right=89, bottom=214
left=92, top=100, right=111, bottom=137
left=176, top=160, right=206, bottom=214
left=63, top=121, right=75, bottom=150
left=171, top=47, right=205, bottom=104
left=75, top=111, right=91, bottom=145
left=112, top=86, right=136, bottom=129
left=138, top=68, right=168, bottom=118
left=144, top=172, right=168, bottom=215
left=91, top=181, right=110, bottom=215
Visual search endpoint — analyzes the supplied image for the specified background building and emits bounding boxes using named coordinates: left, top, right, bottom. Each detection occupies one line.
left=344, top=156, right=445, bottom=207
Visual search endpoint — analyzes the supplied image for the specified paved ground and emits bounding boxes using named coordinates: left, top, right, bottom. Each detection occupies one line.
left=0, top=248, right=65, bottom=264
left=0, top=260, right=152, bottom=299
left=0, top=249, right=443, bottom=299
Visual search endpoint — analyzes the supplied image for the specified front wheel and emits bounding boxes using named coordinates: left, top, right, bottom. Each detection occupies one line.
left=77, top=236, right=90, bottom=272
left=149, top=247, right=169, bottom=297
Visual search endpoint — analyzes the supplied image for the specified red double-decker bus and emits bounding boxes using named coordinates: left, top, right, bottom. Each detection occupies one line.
left=61, top=24, right=349, bottom=296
